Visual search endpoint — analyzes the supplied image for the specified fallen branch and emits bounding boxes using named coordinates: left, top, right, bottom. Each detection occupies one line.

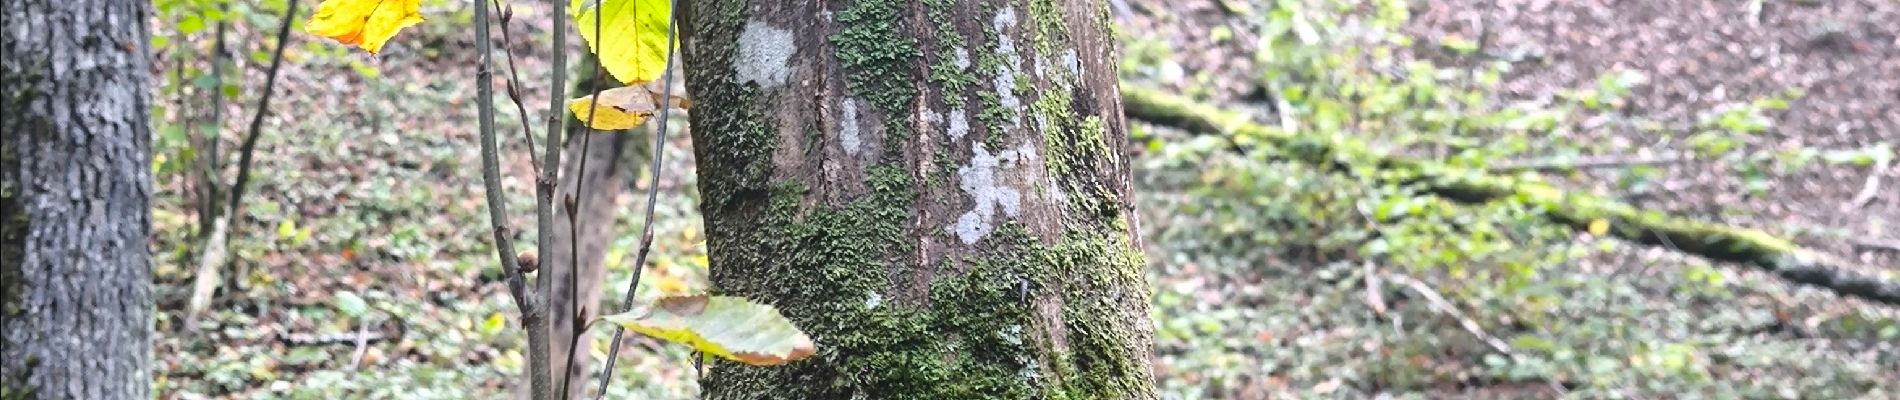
left=277, top=329, right=394, bottom=346
left=1487, top=153, right=1692, bottom=173
left=1853, top=238, right=1900, bottom=253
left=1120, top=85, right=1900, bottom=306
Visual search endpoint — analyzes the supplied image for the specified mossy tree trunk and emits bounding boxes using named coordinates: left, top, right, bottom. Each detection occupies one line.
left=680, top=0, right=1155, bottom=398
left=1, top=0, right=155, bottom=398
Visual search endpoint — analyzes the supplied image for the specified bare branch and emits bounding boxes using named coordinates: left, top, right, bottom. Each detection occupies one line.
left=595, top=0, right=682, bottom=395
left=472, top=0, right=553, bottom=398
left=490, top=0, right=540, bottom=171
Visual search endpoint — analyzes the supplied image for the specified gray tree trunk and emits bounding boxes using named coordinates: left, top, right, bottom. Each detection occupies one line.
left=1, top=0, right=156, bottom=399
left=681, top=0, right=1155, bottom=398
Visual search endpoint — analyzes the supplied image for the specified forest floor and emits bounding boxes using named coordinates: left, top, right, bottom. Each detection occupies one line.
left=148, top=0, right=1897, bottom=399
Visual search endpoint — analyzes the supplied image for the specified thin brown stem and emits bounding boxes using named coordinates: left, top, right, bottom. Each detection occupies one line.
left=594, top=0, right=679, bottom=395
left=225, top=0, right=298, bottom=240
left=489, top=0, right=539, bottom=171
left=473, top=0, right=553, bottom=398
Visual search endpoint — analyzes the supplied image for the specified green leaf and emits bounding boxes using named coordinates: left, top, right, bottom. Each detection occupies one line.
left=179, top=14, right=207, bottom=34
left=598, top=295, right=817, bottom=366
left=334, top=291, right=368, bottom=318
left=571, top=0, right=674, bottom=85
left=276, top=219, right=297, bottom=239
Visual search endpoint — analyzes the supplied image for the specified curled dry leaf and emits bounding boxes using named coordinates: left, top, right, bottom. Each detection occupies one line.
left=305, top=0, right=424, bottom=54
left=598, top=295, right=817, bottom=366
left=568, top=80, right=691, bottom=130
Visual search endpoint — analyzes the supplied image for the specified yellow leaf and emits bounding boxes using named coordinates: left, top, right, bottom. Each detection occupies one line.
left=305, top=0, right=424, bottom=54
left=649, top=275, right=699, bottom=297
left=572, top=0, right=674, bottom=84
left=599, top=295, right=817, bottom=366
left=567, top=81, right=690, bottom=130
left=1587, top=219, right=1610, bottom=236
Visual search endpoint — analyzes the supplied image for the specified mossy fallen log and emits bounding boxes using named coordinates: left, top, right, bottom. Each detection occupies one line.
left=1119, top=84, right=1900, bottom=306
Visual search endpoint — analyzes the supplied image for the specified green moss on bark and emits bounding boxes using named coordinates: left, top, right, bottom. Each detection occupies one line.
left=682, top=1, right=777, bottom=208
left=706, top=198, right=1149, bottom=399
left=1027, top=0, right=1069, bottom=56
left=924, top=0, right=976, bottom=107
left=692, top=0, right=1154, bottom=397
left=834, top=0, right=921, bottom=151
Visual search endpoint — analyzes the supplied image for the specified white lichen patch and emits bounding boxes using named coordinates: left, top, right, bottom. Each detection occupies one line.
left=951, top=142, right=1035, bottom=244
left=865, top=290, right=883, bottom=308
left=954, top=48, right=972, bottom=69
left=735, top=20, right=795, bottom=89
left=992, top=8, right=1025, bottom=128
left=993, top=7, right=1017, bottom=32
left=840, top=98, right=862, bottom=155
left=1061, top=49, right=1080, bottom=77
left=948, top=108, right=970, bottom=139
left=995, top=67, right=1022, bottom=128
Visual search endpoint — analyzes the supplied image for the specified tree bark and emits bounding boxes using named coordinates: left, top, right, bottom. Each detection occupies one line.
left=1, top=0, right=156, bottom=398
left=682, top=0, right=1156, bottom=398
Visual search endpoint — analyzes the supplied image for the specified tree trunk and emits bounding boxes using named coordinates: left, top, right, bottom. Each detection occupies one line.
left=1, top=0, right=156, bottom=398
left=681, top=0, right=1155, bottom=398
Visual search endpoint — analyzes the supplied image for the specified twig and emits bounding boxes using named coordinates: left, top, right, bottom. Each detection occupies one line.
left=1362, top=261, right=1387, bottom=317
left=472, top=0, right=553, bottom=398
left=1488, top=153, right=1691, bottom=173
left=278, top=329, right=393, bottom=346
left=541, top=0, right=579, bottom=397
left=1388, top=274, right=1513, bottom=355
left=184, top=216, right=229, bottom=326
left=347, top=321, right=372, bottom=371
left=195, top=6, right=229, bottom=236
left=225, top=0, right=298, bottom=239
left=1852, top=238, right=1900, bottom=253
left=488, top=0, right=539, bottom=171
left=595, top=0, right=681, bottom=396
left=558, top=10, right=604, bottom=400
left=1389, top=273, right=1568, bottom=397
left=561, top=0, right=604, bottom=395
left=1844, top=157, right=1887, bottom=209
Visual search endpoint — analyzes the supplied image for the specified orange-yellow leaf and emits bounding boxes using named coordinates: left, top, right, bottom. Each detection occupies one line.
left=567, top=81, right=691, bottom=130
left=305, top=0, right=424, bottom=54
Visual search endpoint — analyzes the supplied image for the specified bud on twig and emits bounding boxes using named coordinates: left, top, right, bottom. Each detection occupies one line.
left=517, top=251, right=539, bottom=273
